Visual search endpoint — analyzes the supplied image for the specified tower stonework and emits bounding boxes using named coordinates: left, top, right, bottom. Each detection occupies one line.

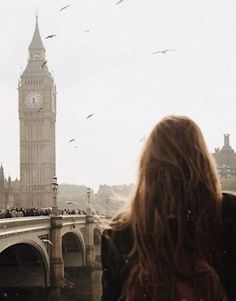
left=18, top=17, right=56, bottom=208
left=213, top=134, right=236, bottom=178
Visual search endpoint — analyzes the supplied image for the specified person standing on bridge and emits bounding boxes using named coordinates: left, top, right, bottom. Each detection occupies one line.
left=101, top=115, right=236, bottom=301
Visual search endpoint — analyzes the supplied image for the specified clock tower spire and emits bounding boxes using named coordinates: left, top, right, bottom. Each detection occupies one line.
left=18, top=17, right=56, bottom=208
left=28, top=15, right=45, bottom=59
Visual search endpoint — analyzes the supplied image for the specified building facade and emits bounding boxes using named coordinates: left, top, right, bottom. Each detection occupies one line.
left=213, top=134, right=236, bottom=178
left=18, top=17, right=56, bottom=208
left=0, top=165, right=20, bottom=209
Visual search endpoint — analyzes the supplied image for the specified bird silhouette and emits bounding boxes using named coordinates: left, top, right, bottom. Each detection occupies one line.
left=41, top=61, right=47, bottom=69
left=86, top=113, right=94, bottom=119
left=152, top=49, right=176, bottom=55
left=139, top=136, right=146, bottom=142
left=45, top=35, right=56, bottom=39
left=68, top=138, right=76, bottom=143
left=38, top=107, right=43, bottom=113
left=84, top=30, right=90, bottom=33
left=41, top=239, right=53, bottom=246
left=116, top=0, right=125, bottom=4
left=60, top=4, right=71, bottom=11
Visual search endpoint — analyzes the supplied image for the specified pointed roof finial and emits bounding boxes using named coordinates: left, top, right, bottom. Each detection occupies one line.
left=224, top=134, right=230, bottom=147
left=29, top=14, right=45, bottom=50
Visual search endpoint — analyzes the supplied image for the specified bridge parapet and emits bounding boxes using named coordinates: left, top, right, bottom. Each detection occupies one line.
left=61, top=214, right=86, bottom=229
left=0, top=216, right=51, bottom=238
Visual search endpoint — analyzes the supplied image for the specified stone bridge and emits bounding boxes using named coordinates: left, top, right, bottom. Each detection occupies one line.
left=0, top=210, right=103, bottom=300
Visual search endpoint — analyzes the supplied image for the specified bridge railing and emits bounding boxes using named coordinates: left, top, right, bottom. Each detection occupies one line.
left=0, top=214, right=104, bottom=238
left=0, top=216, right=51, bottom=238
left=61, top=214, right=86, bottom=228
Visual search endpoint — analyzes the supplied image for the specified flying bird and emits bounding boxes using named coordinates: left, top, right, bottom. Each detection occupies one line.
left=86, top=113, right=94, bottom=119
left=38, top=107, right=43, bottom=113
left=41, top=239, right=53, bottom=246
left=60, top=4, right=71, bottom=11
left=116, top=0, right=125, bottom=4
left=84, top=30, right=90, bottom=33
left=45, top=35, right=56, bottom=39
left=74, top=146, right=78, bottom=149
left=139, top=136, right=146, bottom=142
left=152, top=49, right=176, bottom=55
left=68, top=138, right=76, bottom=143
left=41, top=61, right=47, bottom=69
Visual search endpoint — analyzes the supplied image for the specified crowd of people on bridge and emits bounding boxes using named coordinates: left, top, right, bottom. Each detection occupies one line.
left=0, top=207, right=87, bottom=218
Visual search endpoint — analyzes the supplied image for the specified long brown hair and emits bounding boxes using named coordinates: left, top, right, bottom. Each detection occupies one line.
left=113, top=116, right=226, bottom=301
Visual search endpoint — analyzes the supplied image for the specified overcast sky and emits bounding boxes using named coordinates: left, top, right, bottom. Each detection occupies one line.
left=0, top=0, right=236, bottom=190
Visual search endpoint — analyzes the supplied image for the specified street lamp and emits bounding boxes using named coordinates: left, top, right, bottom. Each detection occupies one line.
left=105, top=195, right=109, bottom=218
left=86, top=187, right=91, bottom=214
left=51, top=176, right=58, bottom=216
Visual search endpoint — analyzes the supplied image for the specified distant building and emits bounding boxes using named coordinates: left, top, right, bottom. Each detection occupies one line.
left=0, top=165, right=20, bottom=209
left=213, top=134, right=236, bottom=178
left=95, top=184, right=135, bottom=216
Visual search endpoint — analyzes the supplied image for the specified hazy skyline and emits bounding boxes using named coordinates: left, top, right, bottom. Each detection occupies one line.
left=0, top=0, right=236, bottom=190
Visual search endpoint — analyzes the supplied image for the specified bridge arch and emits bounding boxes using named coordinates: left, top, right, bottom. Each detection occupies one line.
left=62, top=229, right=86, bottom=267
left=0, top=238, right=50, bottom=287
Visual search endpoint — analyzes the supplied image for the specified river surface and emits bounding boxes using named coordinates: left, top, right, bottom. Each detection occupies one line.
left=0, top=267, right=102, bottom=301
left=0, top=288, right=79, bottom=301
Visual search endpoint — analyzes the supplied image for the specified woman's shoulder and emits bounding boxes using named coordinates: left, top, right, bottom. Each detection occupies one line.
left=100, top=219, right=133, bottom=301
left=222, top=191, right=236, bottom=201
left=222, top=191, right=236, bottom=228
left=222, top=191, right=236, bottom=213
left=102, top=222, right=133, bottom=256
left=102, top=222, right=133, bottom=242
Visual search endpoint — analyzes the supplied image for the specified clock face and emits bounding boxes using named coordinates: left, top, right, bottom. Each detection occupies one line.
left=25, top=92, right=42, bottom=109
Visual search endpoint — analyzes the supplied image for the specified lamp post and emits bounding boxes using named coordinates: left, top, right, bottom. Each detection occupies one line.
left=86, top=187, right=92, bottom=215
left=105, top=195, right=109, bottom=218
left=51, top=176, right=58, bottom=216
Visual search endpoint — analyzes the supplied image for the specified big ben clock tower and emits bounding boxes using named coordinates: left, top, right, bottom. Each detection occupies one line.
left=18, top=17, right=56, bottom=208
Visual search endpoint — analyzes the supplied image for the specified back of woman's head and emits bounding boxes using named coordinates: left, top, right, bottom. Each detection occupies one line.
left=121, top=115, right=226, bottom=301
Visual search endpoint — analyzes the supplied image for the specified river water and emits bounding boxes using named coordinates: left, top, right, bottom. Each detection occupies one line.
left=0, top=268, right=102, bottom=301
left=0, top=289, right=78, bottom=301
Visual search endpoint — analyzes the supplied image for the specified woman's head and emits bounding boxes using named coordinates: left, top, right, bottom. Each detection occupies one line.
left=129, top=115, right=221, bottom=231
left=138, top=116, right=220, bottom=214
left=122, top=115, right=224, bottom=300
